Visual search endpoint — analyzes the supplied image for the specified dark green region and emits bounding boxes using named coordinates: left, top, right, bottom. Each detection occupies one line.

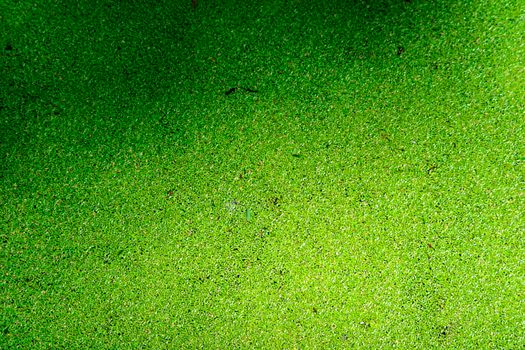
left=1, top=0, right=524, bottom=348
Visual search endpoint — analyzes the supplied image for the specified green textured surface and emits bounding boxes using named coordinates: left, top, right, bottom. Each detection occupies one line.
left=1, top=0, right=524, bottom=348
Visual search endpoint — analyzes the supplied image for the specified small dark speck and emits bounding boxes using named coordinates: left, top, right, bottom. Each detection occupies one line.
left=397, top=46, right=405, bottom=56
left=427, top=164, right=437, bottom=174
left=291, top=153, right=303, bottom=158
left=439, top=325, right=449, bottom=337
left=225, top=87, right=237, bottom=95
left=5, top=44, right=13, bottom=51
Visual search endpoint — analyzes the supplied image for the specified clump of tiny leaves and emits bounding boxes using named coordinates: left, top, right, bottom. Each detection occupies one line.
left=1, top=0, right=523, bottom=348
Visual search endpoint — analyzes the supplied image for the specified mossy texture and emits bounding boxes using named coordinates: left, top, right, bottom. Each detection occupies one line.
left=1, top=0, right=524, bottom=348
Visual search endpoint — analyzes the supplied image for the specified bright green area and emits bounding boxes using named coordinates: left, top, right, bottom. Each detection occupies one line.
left=1, top=0, right=524, bottom=348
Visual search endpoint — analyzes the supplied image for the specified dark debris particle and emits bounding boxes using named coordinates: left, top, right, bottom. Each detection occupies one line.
left=427, top=164, right=437, bottom=174
left=439, top=325, right=450, bottom=337
left=397, top=46, right=405, bottom=56
left=225, top=87, right=258, bottom=95
left=225, top=87, right=237, bottom=95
